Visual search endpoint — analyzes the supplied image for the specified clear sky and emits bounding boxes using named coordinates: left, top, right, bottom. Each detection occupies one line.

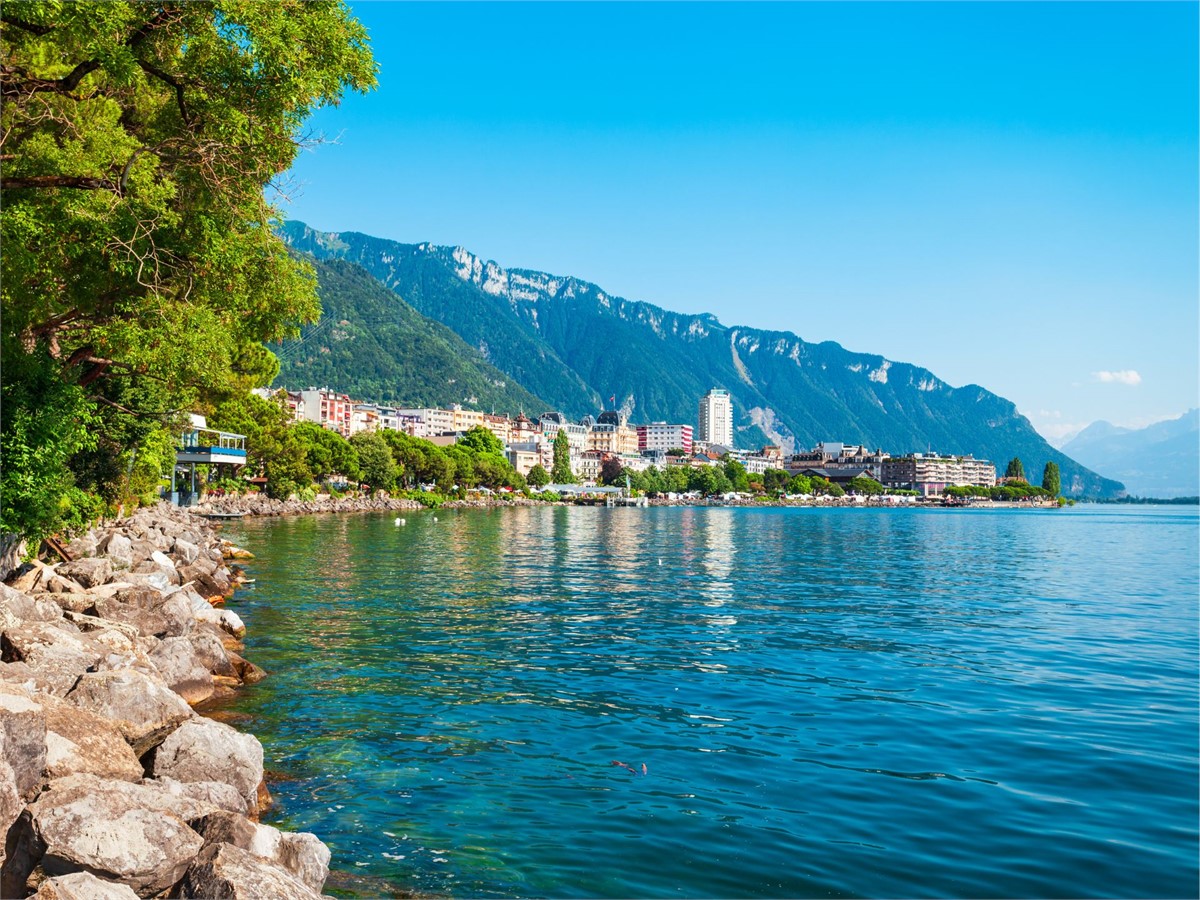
left=282, top=1, right=1199, bottom=445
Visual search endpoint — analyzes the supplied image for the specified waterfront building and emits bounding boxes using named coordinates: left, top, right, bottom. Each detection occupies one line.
left=787, top=442, right=890, bottom=480
left=637, top=422, right=694, bottom=454
left=539, top=412, right=589, bottom=474
left=588, top=411, right=640, bottom=456
left=481, top=413, right=512, bottom=445
left=882, top=453, right=997, bottom=497
left=450, top=404, right=485, bottom=433
left=506, top=445, right=542, bottom=477
left=393, top=407, right=456, bottom=438
left=299, top=388, right=354, bottom=437
left=350, top=404, right=380, bottom=434
left=698, top=388, right=734, bottom=448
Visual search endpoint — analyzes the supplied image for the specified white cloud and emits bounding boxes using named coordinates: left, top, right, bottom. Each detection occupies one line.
left=1091, top=370, right=1142, bottom=386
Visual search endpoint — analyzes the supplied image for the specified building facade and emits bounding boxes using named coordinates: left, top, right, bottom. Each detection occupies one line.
left=882, top=454, right=997, bottom=497
left=637, top=422, right=694, bottom=454
left=698, top=388, right=734, bottom=448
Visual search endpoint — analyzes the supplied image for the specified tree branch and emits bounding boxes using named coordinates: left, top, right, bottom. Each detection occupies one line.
left=135, top=60, right=192, bottom=126
left=0, top=15, right=53, bottom=36
left=1, top=174, right=117, bottom=191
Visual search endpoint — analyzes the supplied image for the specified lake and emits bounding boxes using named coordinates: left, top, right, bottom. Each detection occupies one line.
left=216, top=505, right=1198, bottom=898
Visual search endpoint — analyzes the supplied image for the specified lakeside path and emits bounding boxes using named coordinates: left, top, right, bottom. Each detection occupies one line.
left=0, top=503, right=333, bottom=898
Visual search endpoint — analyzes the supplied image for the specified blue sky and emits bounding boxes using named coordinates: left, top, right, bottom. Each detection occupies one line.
left=283, top=1, right=1199, bottom=445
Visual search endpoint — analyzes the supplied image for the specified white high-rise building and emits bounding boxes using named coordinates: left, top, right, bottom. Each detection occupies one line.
left=698, top=388, right=733, bottom=448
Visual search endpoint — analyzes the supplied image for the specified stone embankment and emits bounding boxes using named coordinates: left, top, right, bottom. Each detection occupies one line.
left=195, top=492, right=423, bottom=517
left=0, top=503, right=329, bottom=899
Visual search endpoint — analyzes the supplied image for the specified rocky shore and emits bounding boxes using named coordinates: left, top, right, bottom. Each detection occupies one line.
left=0, top=503, right=330, bottom=898
left=194, top=491, right=548, bottom=517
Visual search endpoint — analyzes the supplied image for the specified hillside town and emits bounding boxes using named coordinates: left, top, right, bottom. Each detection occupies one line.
left=230, top=385, right=1000, bottom=497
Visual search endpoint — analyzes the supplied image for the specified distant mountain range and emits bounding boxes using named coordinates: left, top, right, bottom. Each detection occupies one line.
left=278, top=221, right=1125, bottom=498
left=1061, top=410, right=1198, bottom=498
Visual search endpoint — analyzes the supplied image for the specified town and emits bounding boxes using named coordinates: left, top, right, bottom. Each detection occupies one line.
left=183, top=385, right=1015, bottom=500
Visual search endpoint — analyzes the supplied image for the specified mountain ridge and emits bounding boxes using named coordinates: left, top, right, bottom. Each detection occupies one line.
left=1061, top=410, right=1197, bottom=498
left=280, top=221, right=1125, bottom=498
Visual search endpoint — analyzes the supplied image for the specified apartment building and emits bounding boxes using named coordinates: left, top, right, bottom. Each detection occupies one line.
left=637, top=422, right=694, bottom=454
left=882, top=453, right=997, bottom=497
left=698, top=388, right=733, bottom=448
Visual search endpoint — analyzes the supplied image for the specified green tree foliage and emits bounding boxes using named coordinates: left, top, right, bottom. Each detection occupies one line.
left=846, top=475, right=885, bottom=495
left=381, top=431, right=455, bottom=492
left=551, top=430, right=575, bottom=483
left=763, top=468, right=791, bottom=493
left=208, top=392, right=311, bottom=499
left=787, top=474, right=813, bottom=495
left=349, top=431, right=397, bottom=493
left=1005, top=457, right=1026, bottom=480
left=1042, top=461, right=1061, bottom=496
left=0, top=2, right=376, bottom=538
left=723, top=459, right=750, bottom=492
left=526, top=464, right=551, bottom=488
left=0, top=342, right=100, bottom=542
left=293, top=421, right=360, bottom=483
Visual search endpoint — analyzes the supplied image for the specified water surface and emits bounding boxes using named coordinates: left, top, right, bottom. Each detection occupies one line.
left=219, top=505, right=1199, bottom=898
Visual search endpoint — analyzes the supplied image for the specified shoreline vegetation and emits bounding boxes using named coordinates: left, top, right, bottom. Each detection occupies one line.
left=0, top=502, right=335, bottom=898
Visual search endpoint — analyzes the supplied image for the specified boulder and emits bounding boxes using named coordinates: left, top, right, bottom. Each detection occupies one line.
left=178, top=842, right=322, bottom=900
left=188, top=629, right=238, bottom=679
left=187, top=810, right=330, bottom=892
left=173, top=538, right=201, bottom=565
left=218, top=610, right=246, bottom=639
left=120, top=571, right=175, bottom=593
left=56, top=558, right=112, bottom=589
left=32, top=871, right=140, bottom=900
left=6, top=561, right=50, bottom=595
left=0, top=732, right=25, bottom=870
left=178, top=555, right=219, bottom=581
left=226, top=651, right=266, bottom=685
left=1, top=583, right=63, bottom=624
left=2, top=774, right=208, bottom=898
left=65, top=669, right=193, bottom=756
left=42, top=698, right=144, bottom=783
left=96, top=533, right=133, bottom=569
left=149, top=637, right=214, bottom=705
left=248, top=823, right=331, bottom=892
left=1, top=622, right=103, bottom=697
left=145, top=775, right=247, bottom=815
left=0, top=683, right=47, bottom=799
left=91, top=586, right=192, bottom=639
left=150, top=717, right=263, bottom=815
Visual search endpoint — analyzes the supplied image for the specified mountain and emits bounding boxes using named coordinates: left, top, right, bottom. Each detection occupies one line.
left=280, top=221, right=1125, bottom=498
left=271, top=257, right=548, bottom=414
left=1061, top=410, right=1198, bottom=498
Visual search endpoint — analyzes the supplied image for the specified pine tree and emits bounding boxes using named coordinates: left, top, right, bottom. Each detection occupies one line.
left=1005, top=457, right=1026, bottom=480
left=1042, top=461, right=1061, bottom=496
left=551, top=429, right=575, bottom=483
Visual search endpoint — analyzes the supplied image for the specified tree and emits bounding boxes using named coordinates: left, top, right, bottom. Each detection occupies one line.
left=526, top=464, right=550, bottom=488
left=1042, top=461, right=1061, bottom=496
left=600, top=456, right=624, bottom=486
left=847, top=475, right=884, bottom=495
left=1005, top=457, right=1026, bottom=480
left=458, top=426, right=505, bottom=457
left=1, top=2, right=376, bottom=538
left=723, top=459, right=750, bottom=492
left=551, top=429, right=575, bottom=483
left=294, top=422, right=359, bottom=483
left=349, top=431, right=397, bottom=493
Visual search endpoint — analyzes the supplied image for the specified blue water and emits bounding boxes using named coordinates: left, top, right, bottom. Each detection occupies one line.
left=218, top=505, right=1199, bottom=898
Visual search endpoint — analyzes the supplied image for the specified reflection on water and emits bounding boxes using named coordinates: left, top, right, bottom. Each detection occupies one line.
left=220, top=506, right=1200, bottom=900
